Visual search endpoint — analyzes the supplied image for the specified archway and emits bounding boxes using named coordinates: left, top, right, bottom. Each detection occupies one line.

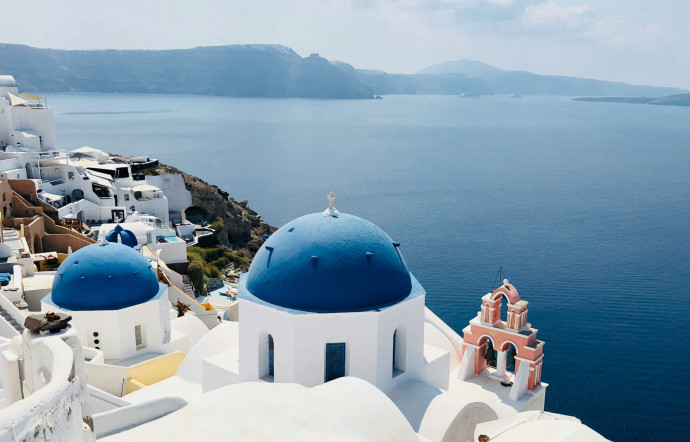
left=479, top=336, right=497, bottom=369
left=505, top=343, right=517, bottom=373
left=500, top=297, right=508, bottom=323
left=72, top=189, right=84, bottom=201
left=32, top=235, right=42, bottom=253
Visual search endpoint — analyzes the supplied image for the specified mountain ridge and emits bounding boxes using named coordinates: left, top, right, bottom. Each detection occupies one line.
left=416, top=59, right=504, bottom=76
left=0, top=43, right=684, bottom=99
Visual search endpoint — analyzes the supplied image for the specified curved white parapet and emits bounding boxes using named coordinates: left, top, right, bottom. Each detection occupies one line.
left=474, top=411, right=609, bottom=441
left=0, top=327, right=94, bottom=441
left=424, top=307, right=464, bottom=363
left=101, top=377, right=419, bottom=442
left=93, top=396, right=188, bottom=439
left=389, top=380, right=498, bottom=442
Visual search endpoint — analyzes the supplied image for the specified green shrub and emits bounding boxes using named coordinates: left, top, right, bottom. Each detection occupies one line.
left=187, top=260, right=205, bottom=296
left=205, top=264, right=221, bottom=279
left=211, top=257, right=229, bottom=269
left=210, top=217, right=225, bottom=232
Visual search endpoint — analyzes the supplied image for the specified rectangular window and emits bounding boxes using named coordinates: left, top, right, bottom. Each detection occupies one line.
left=135, top=322, right=146, bottom=350
left=325, top=343, right=346, bottom=382
left=124, top=193, right=129, bottom=201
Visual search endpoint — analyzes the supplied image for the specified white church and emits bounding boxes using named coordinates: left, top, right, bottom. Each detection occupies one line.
left=0, top=196, right=607, bottom=441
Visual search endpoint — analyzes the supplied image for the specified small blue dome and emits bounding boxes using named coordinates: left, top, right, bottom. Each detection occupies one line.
left=244, top=213, right=412, bottom=311
left=50, top=242, right=160, bottom=311
left=105, top=225, right=138, bottom=247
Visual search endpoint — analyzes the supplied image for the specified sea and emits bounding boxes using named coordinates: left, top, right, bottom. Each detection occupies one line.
left=47, top=92, right=690, bottom=441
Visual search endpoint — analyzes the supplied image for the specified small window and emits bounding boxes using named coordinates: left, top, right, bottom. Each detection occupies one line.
left=325, top=343, right=346, bottom=382
left=393, top=330, right=397, bottom=374
left=124, top=193, right=129, bottom=201
left=135, top=322, right=146, bottom=350
left=268, top=334, right=274, bottom=377
left=393, top=328, right=405, bottom=376
left=68, top=171, right=74, bottom=180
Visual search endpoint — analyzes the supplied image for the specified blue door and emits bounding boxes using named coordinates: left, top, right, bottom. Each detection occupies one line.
left=325, top=343, right=346, bottom=382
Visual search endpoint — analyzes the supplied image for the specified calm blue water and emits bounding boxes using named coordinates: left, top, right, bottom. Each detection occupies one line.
left=48, top=93, right=690, bottom=441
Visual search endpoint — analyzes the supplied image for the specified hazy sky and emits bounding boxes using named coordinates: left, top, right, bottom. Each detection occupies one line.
left=2, top=0, right=688, bottom=88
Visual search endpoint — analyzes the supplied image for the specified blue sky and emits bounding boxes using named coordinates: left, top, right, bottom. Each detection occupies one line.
left=1, top=0, right=687, bottom=88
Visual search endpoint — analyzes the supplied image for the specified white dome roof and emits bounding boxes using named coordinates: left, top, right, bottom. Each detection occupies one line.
left=0, top=75, right=16, bottom=87
left=102, top=377, right=419, bottom=441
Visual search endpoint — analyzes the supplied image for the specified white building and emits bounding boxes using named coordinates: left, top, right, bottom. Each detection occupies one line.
left=0, top=75, right=57, bottom=152
left=234, top=211, right=439, bottom=393
left=41, top=242, right=193, bottom=361
left=97, top=219, right=187, bottom=265
left=0, top=196, right=608, bottom=441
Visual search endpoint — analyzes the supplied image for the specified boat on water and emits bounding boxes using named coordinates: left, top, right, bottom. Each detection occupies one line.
left=460, top=92, right=481, bottom=98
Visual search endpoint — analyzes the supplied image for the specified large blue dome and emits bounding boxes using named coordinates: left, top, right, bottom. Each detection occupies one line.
left=244, top=213, right=412, bottom=312
left=50, top=242, right=160, bottom=311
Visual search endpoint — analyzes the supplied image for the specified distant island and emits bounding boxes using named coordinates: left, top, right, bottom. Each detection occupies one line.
left=574, top=94, right=690, bottom=107
left=0, top=43, right=685, bottom=99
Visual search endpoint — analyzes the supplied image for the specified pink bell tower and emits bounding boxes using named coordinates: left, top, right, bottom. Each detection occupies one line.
left=457, top=279, right=544, bottom=401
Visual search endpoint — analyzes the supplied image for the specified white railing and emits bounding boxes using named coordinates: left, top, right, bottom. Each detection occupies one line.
left=0, top=329, right=94, bottom=441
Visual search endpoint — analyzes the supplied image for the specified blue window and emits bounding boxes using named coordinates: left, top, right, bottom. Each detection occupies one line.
left=325, top=343, right=346, bottom=382
left=268, top=334, right=274, bottom=377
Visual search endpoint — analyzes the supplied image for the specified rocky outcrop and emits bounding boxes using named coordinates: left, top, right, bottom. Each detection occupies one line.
left=156, top=164, right=275, bottom=256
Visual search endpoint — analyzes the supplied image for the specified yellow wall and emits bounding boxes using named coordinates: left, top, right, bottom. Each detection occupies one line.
left=125, top=351, right=186, bottom=394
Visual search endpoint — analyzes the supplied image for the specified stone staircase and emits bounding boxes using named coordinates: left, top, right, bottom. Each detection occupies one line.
left=182, top=278, right=196, bottom=298
left=0, top=304, right=24, bottom=334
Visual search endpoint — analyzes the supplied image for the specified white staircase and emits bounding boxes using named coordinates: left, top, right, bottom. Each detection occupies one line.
left=0, top=304, right=23, bottom=334
left=182, top=276, right=196, bottom=298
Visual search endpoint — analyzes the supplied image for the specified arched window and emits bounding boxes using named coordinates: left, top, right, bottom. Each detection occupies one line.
left=268, top=334, right=274, bottom=377
left=393, top=328, right=406, bottom=376
left=505, top=343, right=517, bottom=373
left=483, top=338, right=497, bottom=368
left=258, top=331, right=274, bottom=381
left=325, top=342, right=346, bottom=382
left=392, top=330, right=397, bottom=374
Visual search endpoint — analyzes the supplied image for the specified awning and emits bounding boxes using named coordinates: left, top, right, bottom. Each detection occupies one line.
left=88, top=169, right=114, bottom=182
left=69, top=152, right=94, bottom=159
left=40, top=192, right=64, bottom=202
left=71, top=159, right=100, bottom=168
left=88, top=173, right=114, bottom=188
left=131, top=184, right=160, bottom=193
left=20, top=92, right=42, bottom=101
left=6, top=92, right=29, bottom=106
left=73, top=146, right=106, bottom=155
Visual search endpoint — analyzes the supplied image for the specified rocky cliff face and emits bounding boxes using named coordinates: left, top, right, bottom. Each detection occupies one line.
left=156, top=164, right=275, bottom=256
